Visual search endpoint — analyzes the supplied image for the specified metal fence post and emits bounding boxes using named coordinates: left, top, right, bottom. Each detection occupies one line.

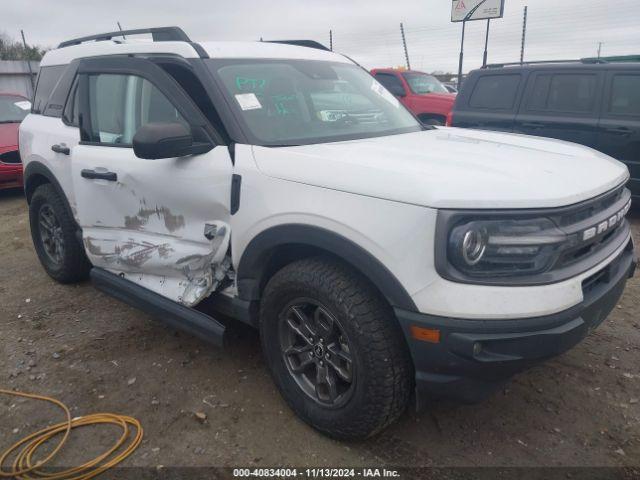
left=400, top=23, right=411, bottom=70
left=20, top=30, right=35, bottom=96
left=457, top=20, right=466, bottom=88
left=520, top=6, right=528, bottom=65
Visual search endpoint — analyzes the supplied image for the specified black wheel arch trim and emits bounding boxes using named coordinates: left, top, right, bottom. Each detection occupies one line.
left=24, top=161, right=79, bottom=232
left=236, top=224, right=418, bottom=312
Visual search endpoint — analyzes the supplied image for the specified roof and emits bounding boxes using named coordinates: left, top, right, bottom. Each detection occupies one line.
left=482, top=60, right=640, bottom=72
left=41, top=39, right=350, bottom=67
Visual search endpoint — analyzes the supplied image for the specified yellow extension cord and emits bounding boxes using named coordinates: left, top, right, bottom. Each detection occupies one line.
left=0, top=389, right=143, bottom=480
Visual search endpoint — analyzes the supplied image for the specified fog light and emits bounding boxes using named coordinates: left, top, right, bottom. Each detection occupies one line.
left=473, top=342, right=482, bottom=355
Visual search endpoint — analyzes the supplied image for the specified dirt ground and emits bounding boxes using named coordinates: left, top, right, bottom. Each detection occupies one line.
left=1, top=187, right=640, bottom=475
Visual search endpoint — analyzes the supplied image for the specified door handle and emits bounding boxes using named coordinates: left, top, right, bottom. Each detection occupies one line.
left=604, top=126, right=632, bottom=135
left=81, top=169, right=118, bottom=182
left=51, top=144, right=70, bottom=155
left=520, top=122, right=545, bottom=129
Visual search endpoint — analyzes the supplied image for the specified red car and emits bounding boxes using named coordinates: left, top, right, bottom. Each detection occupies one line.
left=370, top=69, right=456, bottom=125
left=0, top=93, right=30, bottom=190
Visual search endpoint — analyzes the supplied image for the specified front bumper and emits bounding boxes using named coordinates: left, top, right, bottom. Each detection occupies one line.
left=395, top=239, right=636, bottom=407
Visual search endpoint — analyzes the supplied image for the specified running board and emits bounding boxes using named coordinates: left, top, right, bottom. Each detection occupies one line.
left=90, top=268, right=225, bottom=347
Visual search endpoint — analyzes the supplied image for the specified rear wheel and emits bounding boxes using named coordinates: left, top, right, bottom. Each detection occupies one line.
left=29, top=184, right=91, bottom=283
left=260, top=257, right=413, bottom=439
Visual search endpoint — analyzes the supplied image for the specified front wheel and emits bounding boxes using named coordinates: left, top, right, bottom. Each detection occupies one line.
left=260, top=258, right=413, bottom=439
left=29, top=184, right=91, bottom=283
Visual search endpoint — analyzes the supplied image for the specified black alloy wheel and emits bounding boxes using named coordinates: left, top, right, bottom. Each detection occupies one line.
left=279, top=299, right=355, bottom=407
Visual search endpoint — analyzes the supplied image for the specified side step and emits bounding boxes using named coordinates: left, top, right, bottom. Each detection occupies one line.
left=90, top=268, right=225, bottom=347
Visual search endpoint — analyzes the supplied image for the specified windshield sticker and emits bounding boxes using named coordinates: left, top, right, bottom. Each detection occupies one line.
left=235, top=77, right=266, bottom=92
left=371, top=80, right=399, bottom=108
left=14, top=100, right=32, bottom=110
left=318, top=110, right=347, bottom=122
left=235, top=93, right=262, bottom=111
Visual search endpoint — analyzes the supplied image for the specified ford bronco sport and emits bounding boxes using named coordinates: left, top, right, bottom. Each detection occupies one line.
left=20, top=27, right=636, bottom=439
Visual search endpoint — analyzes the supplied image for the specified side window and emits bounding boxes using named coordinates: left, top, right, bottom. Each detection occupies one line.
left=374, top=73, right=405, bottom=96
left=32, top=65, right=66, bottom=114
left=546, top=74, right=597, bottom=113
left=607, top=74, right=640, bottom=116
left=469, top=74, right=521, bottom=110
left=87, top=74, right=187, bottom=145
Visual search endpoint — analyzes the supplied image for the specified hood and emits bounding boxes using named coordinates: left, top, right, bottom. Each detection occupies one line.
left=0, top=123, right=19, bottom=151
left=251, top=127, right=629, bottom=209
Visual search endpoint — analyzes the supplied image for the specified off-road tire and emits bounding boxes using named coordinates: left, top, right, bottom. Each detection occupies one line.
left=29, top=184, right=91, bottom=283
left=260, top=257, right=413, bottom=439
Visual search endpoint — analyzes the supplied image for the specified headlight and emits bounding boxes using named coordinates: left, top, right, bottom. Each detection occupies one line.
left=447, top=217, right=566, bottom=278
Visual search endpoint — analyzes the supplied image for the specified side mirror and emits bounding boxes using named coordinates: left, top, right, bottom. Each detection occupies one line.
left=133, top=122, right=210, bottom=160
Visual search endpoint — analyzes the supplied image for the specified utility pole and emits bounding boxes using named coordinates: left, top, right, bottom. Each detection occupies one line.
left=117, top=21, right=126, bottom=39
left=520, top=6, right=528, bottom=65
left=457, top=20, right=466, bottom=88
left=329, top=29, right=333, bottom=51
left=400, top=22, right=411, bottom=70
left=482, top=19, right=491, bottom=68
left=20, top=30, right=35, bottom=95
left=597, top=42, right=603, bottom=59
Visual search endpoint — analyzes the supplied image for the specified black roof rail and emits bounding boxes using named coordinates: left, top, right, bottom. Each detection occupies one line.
left=485, top=58, right=608, bottom=69
left=265, top=40, right=330, bottom=51
left=58, top=26, right=191, bottom=48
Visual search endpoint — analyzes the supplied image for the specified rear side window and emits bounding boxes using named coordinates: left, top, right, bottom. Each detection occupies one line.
left=547, top=74, right=597, bottom=113
left=608, top=74, right=640, bottom=116
left=32, top=65, right=66, bottom=114
left=469, top=74, right=521, bottom=110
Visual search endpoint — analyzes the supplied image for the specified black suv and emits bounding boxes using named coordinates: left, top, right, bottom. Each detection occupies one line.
left=450, top=61, right=640, bottom=201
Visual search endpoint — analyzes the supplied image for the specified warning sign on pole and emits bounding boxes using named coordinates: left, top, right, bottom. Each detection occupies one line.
left=451, top=0, right=505, bottom=22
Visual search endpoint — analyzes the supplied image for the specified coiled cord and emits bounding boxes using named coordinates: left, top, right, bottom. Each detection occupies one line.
left=1, top=389, right=143, bottom=480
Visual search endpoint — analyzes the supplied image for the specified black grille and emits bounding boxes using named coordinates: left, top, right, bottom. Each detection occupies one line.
left=557, top=184, right=625, bottom=226
left=551, top=185, right=631, bottom=271
left=0, top=150, right=21, bottom=164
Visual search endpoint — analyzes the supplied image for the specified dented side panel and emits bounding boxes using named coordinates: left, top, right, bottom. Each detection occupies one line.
left=70, top=145, right=233, bottom=306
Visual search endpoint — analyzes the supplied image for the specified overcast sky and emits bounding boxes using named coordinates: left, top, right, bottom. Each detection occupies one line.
left=5, top=0, right=640, bottom=74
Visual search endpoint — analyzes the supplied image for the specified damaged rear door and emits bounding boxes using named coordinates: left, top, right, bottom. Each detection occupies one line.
left=71, top=56, right=233, bottom=306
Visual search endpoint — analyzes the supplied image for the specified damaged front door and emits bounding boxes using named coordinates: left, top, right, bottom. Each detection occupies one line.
left=71, top=57, right=233, bottom=306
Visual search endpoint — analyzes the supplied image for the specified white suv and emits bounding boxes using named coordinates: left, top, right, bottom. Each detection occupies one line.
left=20, top=27, right=636, bottom=439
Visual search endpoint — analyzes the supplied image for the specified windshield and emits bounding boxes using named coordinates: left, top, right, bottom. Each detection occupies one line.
left=402, top=73, right=448, bottom=95
left=208, top=59, right=421, bottom=146
left=0, top=96, right=30, bottom=123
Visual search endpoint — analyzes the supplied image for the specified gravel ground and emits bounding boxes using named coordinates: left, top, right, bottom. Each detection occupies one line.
left=1, top=188, right=639, bottom=474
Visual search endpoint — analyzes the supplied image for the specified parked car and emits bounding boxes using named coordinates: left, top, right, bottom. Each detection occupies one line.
left=371, top=68, right=456, bottom=125
left=0, top=93, right=30, bottom=190
left=449, top=61, right=640, bottom=202
left=20, top=27, right=635, bottom=439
